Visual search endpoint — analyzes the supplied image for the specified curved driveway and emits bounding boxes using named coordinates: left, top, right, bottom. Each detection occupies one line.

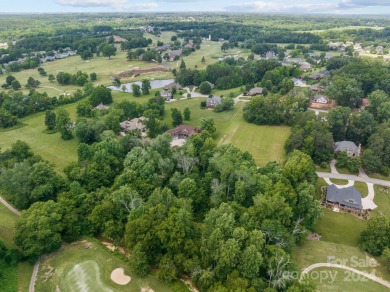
left=301, top=263, right=390, bottom=288
left=317, top=172, right=390, bottom=187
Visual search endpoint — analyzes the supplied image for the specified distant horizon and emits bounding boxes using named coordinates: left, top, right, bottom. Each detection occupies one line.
left=3, top=0, right=390, bottom=15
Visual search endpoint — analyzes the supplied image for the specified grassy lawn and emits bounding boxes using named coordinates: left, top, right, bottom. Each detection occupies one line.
left=329, top=178, right=349, bottom=185
left=307, top=267, right=389, bottom=292
left=0, top=200, right=18, bottom=248
left=354, top=181, right=368, bottom=198
left=0, top=103, right=79, bottom=172
left=372, top=185, right=390, bottom=217
left=35, top=238, right=176, bottom=292
left=0, top=199, right=34, bottom=291
left=293, top=241, right=390, bottom=282
left=314, top=208, right=367, bottom=247
left=165, top=99, right=290, bottom=165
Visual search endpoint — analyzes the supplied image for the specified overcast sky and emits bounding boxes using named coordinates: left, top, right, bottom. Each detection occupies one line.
left=3, top=0, right=390, bottom=14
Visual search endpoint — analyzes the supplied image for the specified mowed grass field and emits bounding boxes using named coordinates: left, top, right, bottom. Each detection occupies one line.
left=36, top=238, right=174, bottom=292
left=307, top=267, right=389, bottom=292
left=0, top=201, right=34, bottom=291
left=164, top=98, right=290, bottom=166
left=0, top=103, right=79, bottom=172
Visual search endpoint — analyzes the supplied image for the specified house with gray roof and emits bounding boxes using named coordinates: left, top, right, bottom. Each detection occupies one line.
left=326, top=184, right=363, bottom=210
left=249, top=87, right=263, bottom=96
left=206, top=96, right=222, bottom=108
left=334, top=141, right=360, bottom=157
left=160, top=90, right=173, bottom=101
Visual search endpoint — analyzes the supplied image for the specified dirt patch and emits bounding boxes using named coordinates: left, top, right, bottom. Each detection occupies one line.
left=42, top=265, right=55, bottom=282
left=141, top=287, right=155, bottom=292
left=102, top=241, right=117, bottom=252
left=181, top=277, right=199, bottom=292
left=111, top=268, right=131, bottom=285
left=113, top=35, right=127, bottom=43
left=118, top=67, right=168, bottom=78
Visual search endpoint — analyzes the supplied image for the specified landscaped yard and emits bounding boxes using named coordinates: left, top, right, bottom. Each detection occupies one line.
left=35, top=238, right=178, bottom=292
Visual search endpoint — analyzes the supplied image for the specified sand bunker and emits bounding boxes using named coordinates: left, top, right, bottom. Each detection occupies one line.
left=111, top=268, right=131, bottom=285
left=141, top=287, right=155, bottom=292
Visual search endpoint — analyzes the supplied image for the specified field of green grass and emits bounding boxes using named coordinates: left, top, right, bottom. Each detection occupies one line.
left=0, top=199, right=34, bottom=291
left=329, top=178, right=350, bottom=185
left=314, top=208, right=367, bottom=247
left=0, top=103, right=79, bottom=172
left=372, top=185, right=390, bottom=217
left=164, top=99, right=290, bottom=165
left=35, top=238, right=176, bottom=292
left=307, top=267, right=389, bottom=292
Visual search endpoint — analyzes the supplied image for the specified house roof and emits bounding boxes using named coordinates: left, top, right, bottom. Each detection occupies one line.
left=206, top=96, right=222, bottom=105
left=166, top=125, right=200, bottom=137
left=334, top=141, right=359, bottom=153
left=326, top=184, right=363, bottom=210
left=249, top=87, right=263, bottom=95
left=164, top=82, right=183, bottom=90
left=160, top=90, right=172, bottom=97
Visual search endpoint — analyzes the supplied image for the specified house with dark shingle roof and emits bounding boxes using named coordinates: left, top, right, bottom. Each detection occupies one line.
left=334, top=141, right=360, bottom=157
left=166, top=125, right=200, bottom=139
left=326, top=184, right=363, bottom=210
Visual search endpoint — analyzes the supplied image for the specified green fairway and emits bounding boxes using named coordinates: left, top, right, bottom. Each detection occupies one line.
left=0, top=103, right=79, bottom=172
left=36, top=238, right=175, bottom=292
left=164, top=99, right=290, bottom=165
left=314, top=208, right=367, bottom=247
left=372, top=185, right=390, bottom=217
left=63, top=260, right=113, bottom=292
left=307, top=267, right=389, bottom=292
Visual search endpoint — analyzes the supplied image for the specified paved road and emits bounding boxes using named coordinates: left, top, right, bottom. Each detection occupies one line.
left=0, top=196, right=39, bottom=292
left=301, top=263, right=390, bottom=288
left=317, top=172, right=390, bottom=187
left=0, top=196, right=20, bottom=216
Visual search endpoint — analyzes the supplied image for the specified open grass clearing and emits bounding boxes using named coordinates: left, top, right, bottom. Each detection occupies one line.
left=307, top=267, right=389, bottom=292
left=0, top=102, right=79, bottom=172
left=0, top=199, right=18, bottom=249
left=164, top=99, right=290, bottom=166
left=313, top=208, right=366, bottom=247
left=0, top=198, right=34, bottom=291
left=293, top=240, right=390, bottom=282
left=35, top=238, right=175, bottom=292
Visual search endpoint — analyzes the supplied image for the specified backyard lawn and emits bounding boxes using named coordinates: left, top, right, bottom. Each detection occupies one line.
left=313, top=208, right=367, bottom=247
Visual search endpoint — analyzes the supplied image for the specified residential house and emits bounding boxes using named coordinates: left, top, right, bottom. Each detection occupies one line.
left=309, top=70, right=329, bottom=80
left=164, top=82, right=183, bottom=91
left=120, top=117, right=147, bottom=133
left=300, top=62, right=312, bottom=72
left=249, top=87, right=263, bottom=96
left=376, top=46, right=384, bottom=54
left=292, top=78, right=306, bottom=87
left=281, top=60, right=291, bottom=66
left=309, top=84, right=325, bottom=93
left=334, top=141, right=360, bottom=157
left=169, top=50, right=182, bottom=61
left=353, top=43, right=362, bottom=51
left=265, top=51, right=276, bottom=59
left=166, top=125, right=201, bottom=139
left=312, top=95, right=329, bottom=104
left=156, top=43, right=171, bottom=53
left=206, top=96, right=222, bottom=108
left=326, top=184, right=363, bottom=210
left=160, top=90, right=173, bottom=101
